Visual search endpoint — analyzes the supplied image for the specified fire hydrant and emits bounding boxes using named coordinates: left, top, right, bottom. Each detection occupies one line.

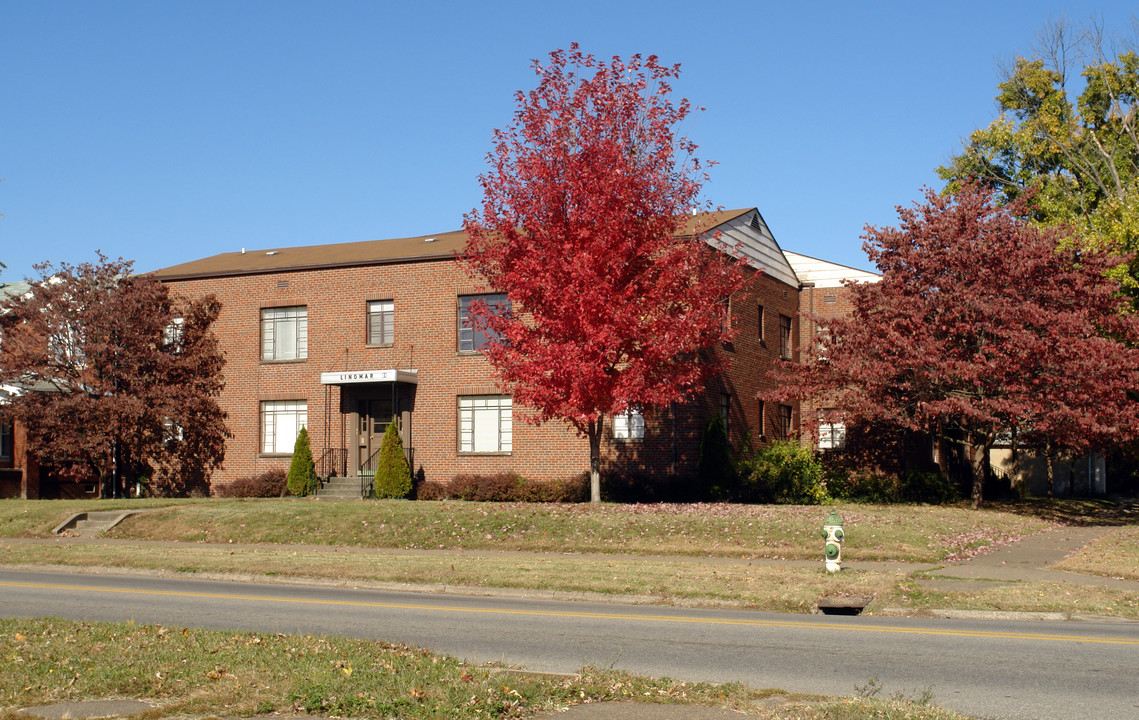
left=822, top=511, right=844, bottom=572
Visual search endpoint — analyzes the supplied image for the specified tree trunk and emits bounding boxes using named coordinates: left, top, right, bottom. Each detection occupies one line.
left=970, top=433, right=992, bottom=509
left=1045, top=439, right=1055, bottom=497
left=935, top=420, right=949, bottom=479
left=588, top=417, right=603, bottom=504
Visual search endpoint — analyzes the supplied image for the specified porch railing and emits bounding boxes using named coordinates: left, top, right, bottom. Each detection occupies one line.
left=357, top=447, right=416, bottom=498
left=316, top=448, right=348, bottom=479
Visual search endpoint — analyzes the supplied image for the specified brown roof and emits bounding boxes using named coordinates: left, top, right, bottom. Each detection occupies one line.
left=151, top=209, right=754, bottom=281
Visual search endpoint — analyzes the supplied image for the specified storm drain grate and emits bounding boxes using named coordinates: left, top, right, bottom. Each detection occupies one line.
left=816, top=596, right=871, bottom=615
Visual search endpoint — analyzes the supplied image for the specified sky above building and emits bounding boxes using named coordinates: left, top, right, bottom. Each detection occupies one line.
left=2, top=1, right=1136, bottom=282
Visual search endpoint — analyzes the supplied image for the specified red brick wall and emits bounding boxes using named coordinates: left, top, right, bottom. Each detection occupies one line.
left=0, top=419, right=40, bottom=499
left=164, top=258, right=590, bottom=492
left=796, top=284, right=860, bottom=447
left=599, top=269, right=802, bottom=480
left=164, top=259, right=802, bottom=494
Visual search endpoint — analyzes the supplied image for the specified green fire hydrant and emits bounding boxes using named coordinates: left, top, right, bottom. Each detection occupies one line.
left=822, top=511, right=844, bottom=572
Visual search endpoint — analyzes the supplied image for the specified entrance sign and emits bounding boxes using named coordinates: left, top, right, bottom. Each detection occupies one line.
left=320, top=369, right=418, bottom=386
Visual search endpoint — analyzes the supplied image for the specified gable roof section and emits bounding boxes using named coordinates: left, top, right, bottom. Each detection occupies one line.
left=710, top=209, right=799, bottom=287
left=0, top=281, right=31, bottom=301
left=783, top=251, right=880, bottom=288
left=151, top=209, right=782, bottom=282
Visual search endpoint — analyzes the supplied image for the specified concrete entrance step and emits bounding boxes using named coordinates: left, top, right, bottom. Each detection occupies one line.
left=314, top=477, right=370, bottom=500
left=53, top=509, right=149, bottom=536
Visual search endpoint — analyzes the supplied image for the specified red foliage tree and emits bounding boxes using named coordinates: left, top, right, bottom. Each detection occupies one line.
left=0, top=255, right=229, bottom=497
left=769, top=184, right=1139, bottom=507
left=463, top=45, right=749, bottom=502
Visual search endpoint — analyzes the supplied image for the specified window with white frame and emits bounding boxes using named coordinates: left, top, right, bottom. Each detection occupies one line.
left=261, top=400, right=308, bottom=454
left=164, top=317, right=184, bottom=352
left=163, top=417, right=184, bottom=443
left=612, top=408, right=645, bottom=440
left=367, top=300, right=394, bottom=345
left=0, top=422, right=11, bottom=459
left=458, top=395, right=512, bottom=453
left=261, top=306, right=308, bottom=361
left=818, top=410, right=846, bottom=450
left=757, top=304, right=765, bottom=342
left=458, top=294, right=508, bottom=352
left=47, top=319, right=85, bottom=367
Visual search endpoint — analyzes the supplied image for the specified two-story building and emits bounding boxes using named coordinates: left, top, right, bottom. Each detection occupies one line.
left=150, top=208, right=810, bottom=495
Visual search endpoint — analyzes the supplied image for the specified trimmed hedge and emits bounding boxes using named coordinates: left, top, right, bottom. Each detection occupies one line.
left=215, top=468, right=288, bottom=498
left=417, top=472, right=588, bottom=503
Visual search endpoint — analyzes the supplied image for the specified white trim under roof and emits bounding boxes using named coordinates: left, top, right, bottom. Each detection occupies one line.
left=783, top=251, right=880, bottom=288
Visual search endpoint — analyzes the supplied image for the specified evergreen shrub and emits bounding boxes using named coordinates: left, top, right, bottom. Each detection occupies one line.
left=286, top=426, right=318, bottom=496
left=696, top=415, right=737, bottom=500
left=373, top=421, right=413, bottom=499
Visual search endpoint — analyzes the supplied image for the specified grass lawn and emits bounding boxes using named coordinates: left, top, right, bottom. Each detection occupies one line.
left=0, top=617, right=972, bottom=720
left=1, top=498, right=1133, bottom=719
left=1, top=497, right=1136, bottom=618
left=1, top=498, right=1056, bottom=562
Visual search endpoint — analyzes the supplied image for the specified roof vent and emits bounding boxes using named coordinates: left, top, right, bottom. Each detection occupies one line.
left=424, top=237, right=436, bottom=243
left=750, top=214, right=762, bottom=232
left=266, top=251, right=279, bottom=256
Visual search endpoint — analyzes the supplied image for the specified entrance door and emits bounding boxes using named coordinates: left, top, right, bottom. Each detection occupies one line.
left=358, top=397, right=395, bottom=475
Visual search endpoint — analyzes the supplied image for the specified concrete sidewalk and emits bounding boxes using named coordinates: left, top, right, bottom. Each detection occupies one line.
left=920, top=524, right=1139, bottom=593
left=13, top=523, right=1137, bottom=720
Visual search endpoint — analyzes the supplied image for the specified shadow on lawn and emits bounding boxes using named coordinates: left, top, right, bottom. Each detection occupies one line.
left=990, top=496, right=1139, bottom=527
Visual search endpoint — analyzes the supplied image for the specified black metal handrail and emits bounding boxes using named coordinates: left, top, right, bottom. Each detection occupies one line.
left=316, top=448, right=348, bottom=479
left=357, top=446, right=415, bottom=499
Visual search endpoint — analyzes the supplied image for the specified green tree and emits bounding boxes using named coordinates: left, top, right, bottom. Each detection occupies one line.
left=696, top=415, right=736, bottom=500
left=739, top=440, right=828, bottom=505
left=938, top=21, right=1139, bottom=286
left=286, top=426, right=317, bottom=497
left=373, top=420, right=412, bottom=499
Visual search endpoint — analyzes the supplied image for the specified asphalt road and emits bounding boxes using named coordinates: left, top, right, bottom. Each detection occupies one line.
left=2, top=568, right=1136, bottom=720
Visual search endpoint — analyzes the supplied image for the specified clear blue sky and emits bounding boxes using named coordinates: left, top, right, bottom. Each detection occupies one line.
left=2, top=1, right=1136, bottom=282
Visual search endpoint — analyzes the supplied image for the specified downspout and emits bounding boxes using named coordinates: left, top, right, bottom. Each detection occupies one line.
left=800, top=281, right=815, bottom=445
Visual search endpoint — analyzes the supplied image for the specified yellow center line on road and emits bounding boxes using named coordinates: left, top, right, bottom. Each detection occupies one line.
left=4, top=579, right=1136, bottom=646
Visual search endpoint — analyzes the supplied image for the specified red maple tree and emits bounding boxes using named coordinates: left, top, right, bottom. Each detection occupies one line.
left=769, top=184, right=1139, bottom=507
left=0, top=255, right=229, bottom=497
left=463, top=45, right=749, bottom=502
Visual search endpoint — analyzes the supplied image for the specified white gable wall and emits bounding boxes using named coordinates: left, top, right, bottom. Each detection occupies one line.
left=783, top=251, right=879, bottom=288
left=706, top=210, right=800, bottom=287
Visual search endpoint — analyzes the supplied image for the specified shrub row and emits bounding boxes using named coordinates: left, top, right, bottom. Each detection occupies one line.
left=215, top=468, right=288, bottom=498
left=416, top=472, right=588, bottom=503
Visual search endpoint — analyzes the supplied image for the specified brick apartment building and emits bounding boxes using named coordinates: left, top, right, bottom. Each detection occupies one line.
left=783, top=251, right=881, bottom=452
left=145, top=208, right=826, bottom=495
left=1, top=210, right=879, bottom=498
